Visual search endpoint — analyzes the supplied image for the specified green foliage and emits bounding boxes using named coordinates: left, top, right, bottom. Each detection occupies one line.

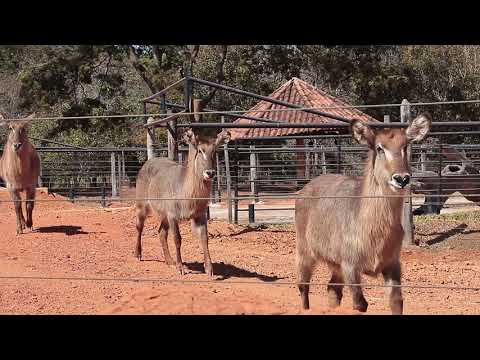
left=2, top=45, right=480, bottom=150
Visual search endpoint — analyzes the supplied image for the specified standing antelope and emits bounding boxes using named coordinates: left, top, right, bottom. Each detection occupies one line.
left=135, top=129, right=230, bottom=278
left=0, top=114, right=41, bottom=234
left=295, top=114, right=431, bottom=315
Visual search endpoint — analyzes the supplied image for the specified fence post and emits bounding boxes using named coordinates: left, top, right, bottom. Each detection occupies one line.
left=335, top=140, right=342, bottom=174
left=101, top=182, right=106, bottom=207
left=146, top=117, right=155, bottom=160
left=121, top=150, right=126, bottom=179
left=321, top=145, right=327, bottom=174
left=111, top=152, right=117, bottom=198
left=400, top=99, right=414, bottom=246
left=224, top=130, right=232, bottom=224
left=234, top=141, right=239, bottom=225
left=420, top=145, right=427, bottom=172
left=248, top=203, right=255, bottom=224
left=305, top=141, right=311, bottom=180
left=250, top=144, right=257, bottom=202
left=215, top=150, right=222, bottom=203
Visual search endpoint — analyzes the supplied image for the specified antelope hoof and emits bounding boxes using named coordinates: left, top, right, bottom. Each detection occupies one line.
left=134, top=250, right=142, bottom=260
left=26, top=219, right=33, bottom=229
left=327, top=293, right=342, bottom=308
left=16, top=228, right=23, bottom=235
left=353, top=298, right=368, bottom=313
left=391, top=299, right=403, bottom=315
left=177, top=263, right=185, bottom=276
left=205, top=264, right=214, bottom=278
left=165, top=257, right=176, bottom=266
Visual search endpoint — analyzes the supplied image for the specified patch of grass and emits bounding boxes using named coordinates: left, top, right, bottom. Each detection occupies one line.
left=414, top=210, right=480, bottom=222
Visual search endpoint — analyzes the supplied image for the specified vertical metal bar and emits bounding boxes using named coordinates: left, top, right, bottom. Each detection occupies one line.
left=234, top=140, right=239, bottom=225
left=336, top=139, right=341, bottom=174
left=321, top=146, right=327, bottom=175
left=223, top=122, right=232, bottom=224
left=101, top=182, right=106, bottom=207
left=111, top=152, right=117, bottom=198
left=215, top=150, right=222, bottom=203
left=438, top=139, right=443, bottom=213
left=420, top=146, right=427, bottom=172
left=248, top=203, right=255, bottom=224
left=250, top=144, right=257, bottom=202
left=400, top=99, right=414, bottom=246
left=117, top=154, right=122, bottom=197
left=121, top=151, right=126, bottom=179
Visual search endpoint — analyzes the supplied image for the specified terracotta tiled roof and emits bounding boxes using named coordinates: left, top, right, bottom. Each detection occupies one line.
left=229, top=77, right=379, bottom=139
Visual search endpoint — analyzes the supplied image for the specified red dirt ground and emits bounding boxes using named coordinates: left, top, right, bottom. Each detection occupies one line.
left=0, top=189, right=479, bottom=315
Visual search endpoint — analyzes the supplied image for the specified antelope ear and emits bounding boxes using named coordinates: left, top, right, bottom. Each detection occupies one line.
left=215, top=130, right=231, bottom=147
left=406, top=113, right=431, bottom=143
left=182, top=128, right=199, bottom=148
left=351, top=119, right=375, bottom=147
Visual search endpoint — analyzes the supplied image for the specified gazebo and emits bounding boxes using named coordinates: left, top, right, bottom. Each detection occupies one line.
left=229, top=77, right=379, bottom=178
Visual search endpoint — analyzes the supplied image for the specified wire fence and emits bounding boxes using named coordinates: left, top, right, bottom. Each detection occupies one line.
left=2, top=93, right=480, bottom=312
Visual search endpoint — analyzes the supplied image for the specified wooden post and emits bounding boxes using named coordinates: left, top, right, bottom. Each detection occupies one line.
left=384, top=115, right=390, bottom=123
left=313, top=140, right=319, bottom=176
left=193, top=98, right=203, bottom=123
left=111, top=152, right=117, bottom=198
left=400, top=99, right=414, bottom=246
left=146, top=117, right=155, bottom=160
left=250, top=144, right=257, bottom=202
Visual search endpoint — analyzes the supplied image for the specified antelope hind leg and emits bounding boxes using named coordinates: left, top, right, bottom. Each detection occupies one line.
left=25, top=187, right=36, bottom=230
left=10, top=189, right=26, bottom=234
left=191, top=215, right=213, bottom=278
left=382, top=262, right=403, bottom=315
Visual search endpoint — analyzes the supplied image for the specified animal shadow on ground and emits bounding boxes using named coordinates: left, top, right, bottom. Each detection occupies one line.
left=185, top=261, right=284, bottom=282
left=35, top=225, right=98, bottom=236
left=420, top=223, right=470, bottom=246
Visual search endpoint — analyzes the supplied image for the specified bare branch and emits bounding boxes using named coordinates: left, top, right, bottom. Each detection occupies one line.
left=127, top=46, right=158, bottom=94
left=152, top=45, right=164, bottom=69
left=200, top=45, right=228, bottom=107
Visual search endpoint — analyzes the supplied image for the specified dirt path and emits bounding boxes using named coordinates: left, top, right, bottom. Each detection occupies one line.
left=0, top=190, right=479, bottom=315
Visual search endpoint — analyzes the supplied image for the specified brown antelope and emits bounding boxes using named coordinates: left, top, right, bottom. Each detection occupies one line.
left=135, top=128, right=230, bottom=278
left=0, top=113, right=41, bottom=234
left=295, top=113, right=431, bottom=315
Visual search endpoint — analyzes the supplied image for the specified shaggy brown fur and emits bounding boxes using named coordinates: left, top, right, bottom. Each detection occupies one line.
left=0, top=114, right=41, bottom=234
left=135, top=129, right=230, bottom=278
left=295, top=114, right=431, bottom=315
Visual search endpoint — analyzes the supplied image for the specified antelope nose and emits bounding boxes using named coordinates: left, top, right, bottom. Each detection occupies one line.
left=392, top=174, right=411, bottom=188
left=205, top=169, right=216, bottom=178
left=12, top=143, right=22, bottom=151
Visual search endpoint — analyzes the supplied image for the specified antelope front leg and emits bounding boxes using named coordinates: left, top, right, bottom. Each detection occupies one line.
left=342, top=263, right=368, bottom=313
left=191, top=215, right=213, bottom=278
left=169, top=217, right=185, bottom=275
left=382, top=262, right=403, bottom=315
left=25, top=186, right=36, bottom=230
left=10, top=189, right=26, bottom=234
